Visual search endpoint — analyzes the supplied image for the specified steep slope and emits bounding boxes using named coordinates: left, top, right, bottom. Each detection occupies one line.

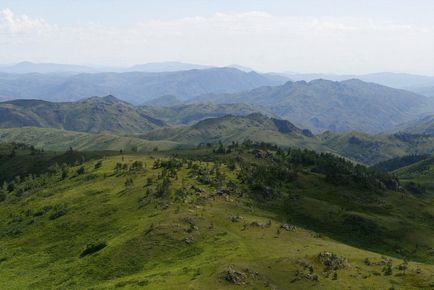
left=191, top=79, right=433, bottom=133
left=0, top=146, right=434, bottom=289
left=142, top=113, right=319, bottom=148
left=0, top=68, right=284, bottom=104
left=140, top=103, right=274, bottom=125
left=0, top=96, right=165, bottom=134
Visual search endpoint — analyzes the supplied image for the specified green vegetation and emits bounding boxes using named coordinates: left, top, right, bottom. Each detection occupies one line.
left=372, top=154, right=431, bottom=172
left=1, top=143, right=434, bottom=289
left=320, top=131, right=434, bottom=165
left=0, top=127, right=180, bottom=153
left=142, top=113, right=320, bottom=150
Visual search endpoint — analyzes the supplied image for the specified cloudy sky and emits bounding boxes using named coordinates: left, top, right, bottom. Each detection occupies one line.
left=1, top=0, right=434, bottom=74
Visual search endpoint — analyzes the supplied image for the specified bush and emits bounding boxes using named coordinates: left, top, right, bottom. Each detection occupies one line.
left=94, top=160, right=103, bottom=169
left=80, top=242, right=107, bottom=257
left=49, top=204, right=68, bottom=220
left=130, top=161, right=144, bottom=171
left=76, top=166, right=85, bottom=176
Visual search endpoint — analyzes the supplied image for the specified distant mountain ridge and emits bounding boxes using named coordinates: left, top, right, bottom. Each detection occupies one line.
left=0, top=67, right=285, bottom=104
left=140, top=103, right=274, bottom=125
left=0, top=96, right=165, bottom=134
left=285, top=72, right=434, bottom=96
left=190, top=79, right=434, bottom=133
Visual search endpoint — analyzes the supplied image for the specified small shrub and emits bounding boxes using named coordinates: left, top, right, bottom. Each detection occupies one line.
left=76, top=166, right=85, bottom=176
left=49, top=204, right=68, bottom=220
left=94, top=160, right=103, bottom=169
left=80, top=242, right=107, bottom=257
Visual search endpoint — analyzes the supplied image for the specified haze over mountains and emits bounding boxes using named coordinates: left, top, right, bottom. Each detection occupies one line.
left=0, top=67, right=284, bottom=104
left=0, top=96, right=165, bottom=134
left=285, top=72, right=434, bottom=93
left=2, top=61, right=433, bottom=95
left=4, top=94, right=434, bottom=166
left=191, top=79, right=433, bottom=133
left=2, top=60, right=434, bottom=165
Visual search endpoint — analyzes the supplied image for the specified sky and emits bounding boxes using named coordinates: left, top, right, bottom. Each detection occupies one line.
left=1, top=0, right=434, bottom=74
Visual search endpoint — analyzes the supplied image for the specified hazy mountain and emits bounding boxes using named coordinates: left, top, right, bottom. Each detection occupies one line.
left=394, top=114, right=434, bottom=135
left=0, top=68, right=284, bottom=104
left=411, top=86, right=434, bottom=97
left=285, top=72, right=434, bottom=96
left=191, top=79, right=434, bottom=133
left=140, top=103, right=274, bottom=125
left=141, top=113, right=318, bottom=148
left=143, top=95, right=183, bottom=107
left=0, top=96, right=165, bottom=134
left=129, top=61, right=211, bottom=72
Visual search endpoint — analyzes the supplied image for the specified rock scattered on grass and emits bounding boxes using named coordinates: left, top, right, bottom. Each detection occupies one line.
left=317, top=252, right=349, bottom=270
left=223, top=266, right=247, bottom=285
left=184, top=237, right=193, bottom=244
left=221, top=265, right=260, bottom=285
left=280, top=224, right=296, bottom=231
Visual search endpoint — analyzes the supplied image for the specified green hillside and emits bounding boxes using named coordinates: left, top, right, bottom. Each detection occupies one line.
left=0, top=127, right=179, bottom=152
left=0, top=144, right=434, bottom=289
left=142, top=113, right=321, bottom=150
left=320, top=131, right=434, bottom=165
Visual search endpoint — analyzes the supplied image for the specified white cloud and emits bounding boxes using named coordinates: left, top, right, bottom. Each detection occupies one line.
left=0, top=8, right=48, bottom=34
left=0, top=10, right=433, bottom=74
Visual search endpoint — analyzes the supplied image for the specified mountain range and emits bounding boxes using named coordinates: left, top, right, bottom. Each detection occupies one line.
left=0, top=67, right=284, bottom=104
left=190, top=79, right=433, bottom=133
left=285, top=72, right=434, bottom=96
left=3, top=94, right=434, bottom=165
left=0, top=96, right=165, bottom=134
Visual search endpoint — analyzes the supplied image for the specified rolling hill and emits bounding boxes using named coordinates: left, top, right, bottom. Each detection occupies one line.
left=140, top=103, right=274, bottom=125
left=0, top=96, right=165, bottom=134
left=320, top=131, right=434, bottom=165
left=191, top=79, right=434, bottom=133
left=141, top=113, right=320, bottom=149
left=0, top=68, right=285, bottom=104
left=0, top=144, right=434, bottom=289
left=0, top=127, right=179, bottom=152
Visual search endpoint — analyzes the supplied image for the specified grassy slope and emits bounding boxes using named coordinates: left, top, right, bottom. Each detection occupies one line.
left=320, top=131, right=434, bottom=165
left=1, top=153, right=434, bottom=289
left=394, top=157, right=434, bottom=194
left=142, top=114, right=325, bottom=152
left=0, top=127, right=179, bottom=152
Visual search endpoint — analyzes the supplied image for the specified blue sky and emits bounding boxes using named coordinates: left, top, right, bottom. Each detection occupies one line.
left=1, top=0, right=434, bottom=74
